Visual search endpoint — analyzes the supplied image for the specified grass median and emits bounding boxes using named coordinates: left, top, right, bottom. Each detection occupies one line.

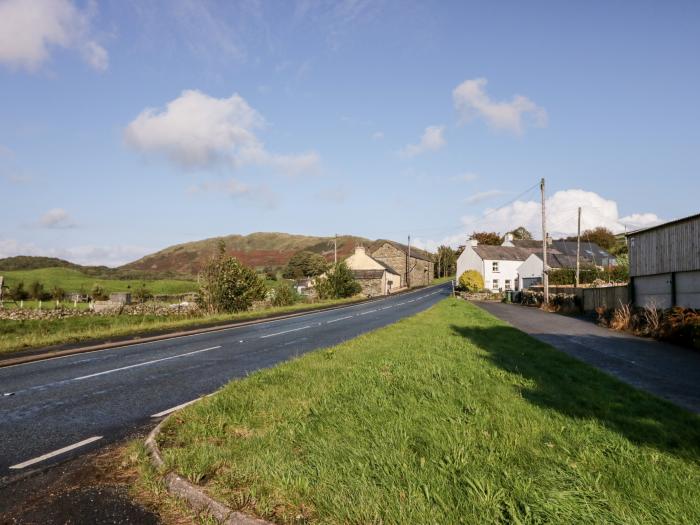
left=154, top=297, right=700, bottom=524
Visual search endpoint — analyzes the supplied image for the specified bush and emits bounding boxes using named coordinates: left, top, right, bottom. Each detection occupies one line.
left=458, top=270, right=484, bottom=292
left=28, top=280, right=51, bottom=300
left=271, top=283, right=298, bottom=307
left=316, top=262, right=361, bottom=299
left=52, top=286, right=66, bottom=301
left=91, top=284, right=108, bottom=301
left=9, top=281, right=30, bottom=301
left=549, top=266, right=628, bottom=285
left=197, top=250, right=267, bottom=313
left=283, top=251, right=328, bottom=279
left=133, top=283, right=152, bottom=303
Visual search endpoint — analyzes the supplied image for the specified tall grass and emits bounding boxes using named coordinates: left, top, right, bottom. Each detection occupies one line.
left=155, top=298, right=700, bottom=524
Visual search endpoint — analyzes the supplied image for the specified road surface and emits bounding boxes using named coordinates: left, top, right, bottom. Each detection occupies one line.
left=0, top=284, right=451, bottom=480
left=476, top=301, right=700, bottom=414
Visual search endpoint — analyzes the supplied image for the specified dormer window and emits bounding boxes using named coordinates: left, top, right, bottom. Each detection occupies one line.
left=492, top=261, right=499, bottom=273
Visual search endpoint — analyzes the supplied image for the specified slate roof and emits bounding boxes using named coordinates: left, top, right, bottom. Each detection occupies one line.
left=369, top=240, right=434, bottom=262
left=551, top=240, right=614, bottom=265
left=472, top=245, right=538, bottom=261
left=510, top=239, right=543, bottom=250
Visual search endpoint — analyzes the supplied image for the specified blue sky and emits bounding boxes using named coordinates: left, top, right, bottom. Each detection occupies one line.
left=1, top=0, right=698, bottom=266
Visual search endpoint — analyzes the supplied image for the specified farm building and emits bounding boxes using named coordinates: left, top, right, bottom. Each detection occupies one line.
left=369, top=240, right=434, bottom=288
left=627, top=213, right=700, bottom=308
left=344, top=246, right=402, bottom=296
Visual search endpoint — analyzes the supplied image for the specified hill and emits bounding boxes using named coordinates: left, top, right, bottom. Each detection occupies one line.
left=120, top=232, right=375, bottom=276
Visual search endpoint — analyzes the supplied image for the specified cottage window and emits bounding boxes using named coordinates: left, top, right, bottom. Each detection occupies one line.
left=492, top=261, right=499, bottom=273
left=505, top=279, right=512, bottom=290
left=492, top=279, right=499, bottom=290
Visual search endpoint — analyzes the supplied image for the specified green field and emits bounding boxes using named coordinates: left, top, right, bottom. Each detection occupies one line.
left=1, top=267, right=198, bottom=296
left=153, top=298, right=700, bottom=524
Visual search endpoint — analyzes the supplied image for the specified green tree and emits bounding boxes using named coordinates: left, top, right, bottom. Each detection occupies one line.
left=29, top=281, right=51, bottom=300
left=51, top=286, right=66, bottom=301
left=458, top=270, right=484, bottom=292
left=315, top=262, right=361, bottom=299
left=271, top=283, right=298, bottom=307
left=91, top=284, right=108, bottom=300
left=9, top=281, right=29, bottom=301
left=435, top=245, right=457, bottom=278
left=508, top=226, right=533, bottom=240
left=133, top=283, right=152, bottom=303
left=197, top=252, right=267, bottom=313
left=470, top=231, right=502, bottom=246
left=283, top=251, right=329, bottom=279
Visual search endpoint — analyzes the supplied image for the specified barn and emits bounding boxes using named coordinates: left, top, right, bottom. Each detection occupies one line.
left=627, top=213, right=700, bottom=308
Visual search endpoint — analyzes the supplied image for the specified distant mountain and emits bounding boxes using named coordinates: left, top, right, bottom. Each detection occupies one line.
left=119, top=232, right=375, bottom=276
left=0, top=255, right=85, bottom=272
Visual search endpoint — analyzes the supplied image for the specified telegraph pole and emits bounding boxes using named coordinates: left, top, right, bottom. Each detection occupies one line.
left=540, top=178, right=549, bottom=305
left=407, top=235, right=411, bottom=288
left=575, top=207, right=581, bottom=288
left=334, top=234, right=337, bottom=264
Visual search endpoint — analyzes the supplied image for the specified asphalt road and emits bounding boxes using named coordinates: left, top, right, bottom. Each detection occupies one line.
left=476, top=301, right=700, bottom=414
left=0, top=283, right=451, bottom=480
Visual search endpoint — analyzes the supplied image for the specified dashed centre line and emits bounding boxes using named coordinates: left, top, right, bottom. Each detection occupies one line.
left=326, top=315, right=354, bottom=324
left=10, top=436, right=103, bottom=470
left=260, top=325, right=311, bottom=339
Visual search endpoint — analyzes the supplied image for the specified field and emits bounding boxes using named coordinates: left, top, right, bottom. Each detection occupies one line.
left=1, top=267, right=198, bottom=296
left=153, top=298, right=700, bottom=524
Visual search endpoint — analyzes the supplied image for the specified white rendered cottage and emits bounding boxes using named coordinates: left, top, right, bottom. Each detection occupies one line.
left=456, top=240, right=535, bottom=292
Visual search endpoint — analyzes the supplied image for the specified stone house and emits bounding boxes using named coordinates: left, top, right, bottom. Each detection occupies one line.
left=369, top=240, right=434, bottom=288
left=344, top=246, right=402, bottom=296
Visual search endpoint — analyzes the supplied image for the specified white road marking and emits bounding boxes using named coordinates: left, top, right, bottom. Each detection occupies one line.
left=359, top=309, right=377, bottom=315
left=260, top=325, right=311, bottom=339
left=72, top=346, right=222, bottom=381
left=327, top=315, right=353, bottom=324
left=10, top=436, right=103, bottom=470
left=151, top=398, right=201, bottom=418
left=381, top=306, right=393, bottom=310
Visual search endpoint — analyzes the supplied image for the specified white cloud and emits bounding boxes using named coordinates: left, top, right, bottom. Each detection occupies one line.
left=372, top=131, right=384, bottom=141
left=453, top=78, right=547, bottom=134
left=414, top=189, right=662, bottom=252
left=39, top=208, right=75, bottom=228
left=0, top=0, right=108, bottom=72
left=450, top=172, right=478, bottom=182
left=0, top=238, right=150, bottom=267
left=464, top=190, right=505, bottom=205
left=125, top=89, right=320, bottom=176
left=400, top=125, right=446, bottom=157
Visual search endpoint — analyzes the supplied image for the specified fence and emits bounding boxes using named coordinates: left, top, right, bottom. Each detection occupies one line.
left=528, top=284, right=630, bottom=312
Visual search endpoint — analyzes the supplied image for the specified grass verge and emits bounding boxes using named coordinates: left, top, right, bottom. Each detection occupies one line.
left=154, top=298, right=700, bottom=524
left=0, top=297, right=359, bottom=356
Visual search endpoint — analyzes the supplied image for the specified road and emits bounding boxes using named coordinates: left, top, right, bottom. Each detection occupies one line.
left=476, top=301, right=700, bottom=414
left=0, top=283, right=451, bottom=480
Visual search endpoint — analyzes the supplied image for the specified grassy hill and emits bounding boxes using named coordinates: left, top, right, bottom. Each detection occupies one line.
left=120, top=232, right=373, bottom=276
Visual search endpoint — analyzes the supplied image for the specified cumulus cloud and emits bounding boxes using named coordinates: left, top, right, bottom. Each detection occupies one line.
left=400, top=125, right=446, bottom=157
left=372, top=131, right=384, bottom=141
left=125, top=89, right=320, bottom=176
left=0, top=238, right=150, bottom=267
left=453, top=78, right=546, bottom=134
left=464, top=190, right=505, bottom=205
left=0, top=0, right=108, bottom=71
left=39, top=208, right=75, bottom=228
left=413, top=189, right=662, bottom=252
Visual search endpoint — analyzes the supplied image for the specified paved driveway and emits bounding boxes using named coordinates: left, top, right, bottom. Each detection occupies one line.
left=475, top=302, right=700, bottom=414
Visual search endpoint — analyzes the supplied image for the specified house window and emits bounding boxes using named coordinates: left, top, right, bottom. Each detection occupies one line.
left=492, top=261, right=499, bottom=273
left=505, top=279, right=512, bottom=290
left=492, top=279, right=499, bottom=290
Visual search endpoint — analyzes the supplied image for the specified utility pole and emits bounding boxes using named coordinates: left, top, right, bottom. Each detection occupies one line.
left=334, top=234, right=337, bottom=264
left=575, top=207, right=581, bottom=288
left=540, top=178, right=549, bottom=305
left=407, top=235, right=411, bottom=288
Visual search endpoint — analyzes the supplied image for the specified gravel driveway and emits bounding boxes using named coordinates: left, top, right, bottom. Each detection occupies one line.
left=475, top=301, right=700, bottom=414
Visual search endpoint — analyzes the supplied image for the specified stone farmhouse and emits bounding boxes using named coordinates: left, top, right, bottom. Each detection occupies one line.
left=345, top=247, right=402, bottom=296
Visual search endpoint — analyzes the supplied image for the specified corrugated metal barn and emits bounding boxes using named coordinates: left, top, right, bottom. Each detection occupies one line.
left=627, top=213, right=700, bottom=308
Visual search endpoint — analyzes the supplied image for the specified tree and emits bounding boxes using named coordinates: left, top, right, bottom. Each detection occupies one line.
left=566, top=227, right=616, bottom=251
left=508, top=226, right=533, bottom=240
left=283, top=251, right=328, bottom=279
left=435, top=245, right=457, bottom=278
left=470, top=231, right=502, bottom=246
left=28, top=281, right=51, bottom=300
left=197, top=252, right=267, bottom=313
left=91, top=284, right=108, bottom=300
left=9, top=281, right=29, bottom=301
left=52, top=286, right=66, bottom=301
left=133, top=283, right=152, bottom=303
left=458, top=270, right=484, bottom=292
left=315, top=262, right=361, bottom=299
left=271, top=283, right=298, bottom=307
left=263, top=266, right=277, bottom=281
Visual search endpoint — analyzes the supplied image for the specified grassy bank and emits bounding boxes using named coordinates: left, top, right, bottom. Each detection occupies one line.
left=155, top=298, right=700, bottom=524
left=2, top=267, right=198, bottom=295
left=0, top=297, right=360, bottom=355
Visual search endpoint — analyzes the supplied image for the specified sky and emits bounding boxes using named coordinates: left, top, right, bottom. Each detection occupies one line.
left=1, top=0, right=699, bottom=266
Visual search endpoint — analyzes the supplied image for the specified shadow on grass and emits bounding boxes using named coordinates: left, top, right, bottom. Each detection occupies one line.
left=451, top=324, right=700, bottom=463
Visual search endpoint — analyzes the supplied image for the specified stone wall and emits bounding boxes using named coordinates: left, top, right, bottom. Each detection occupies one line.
left=356, top=277, right=384, bottom=297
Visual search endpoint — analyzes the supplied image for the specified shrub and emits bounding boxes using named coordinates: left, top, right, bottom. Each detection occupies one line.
left=197, top=250, right=267, bottom=313
left=283, top=251, right=328, bottom=279
left=9, top=281, right=30, bottom=301
left=316, top=262, right=361, bottom=299
left=133, top=283, right=152, bottom=303
left=29, top=280, right=51, bottom=300
left=271, top=283, right=298, bottom=307
left=52, top=286, right=66, bottom=301
left=458, top=270, right=484, bottom=292
left=91, top=284, right=108, bottom=301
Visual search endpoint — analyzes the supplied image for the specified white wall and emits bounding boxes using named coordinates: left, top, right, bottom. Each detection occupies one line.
left=484, top=259, right=521, bottom=291
left=517, top=254, right=544, bottom=289
left=456, top=245, right=485, bottom=286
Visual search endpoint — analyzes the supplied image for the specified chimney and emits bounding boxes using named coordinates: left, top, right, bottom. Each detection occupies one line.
left=504, top=233, right=513, bottom=242
left=546, top=234, right=552, bottom=246
left=469, top=239, right=478, bottom=247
